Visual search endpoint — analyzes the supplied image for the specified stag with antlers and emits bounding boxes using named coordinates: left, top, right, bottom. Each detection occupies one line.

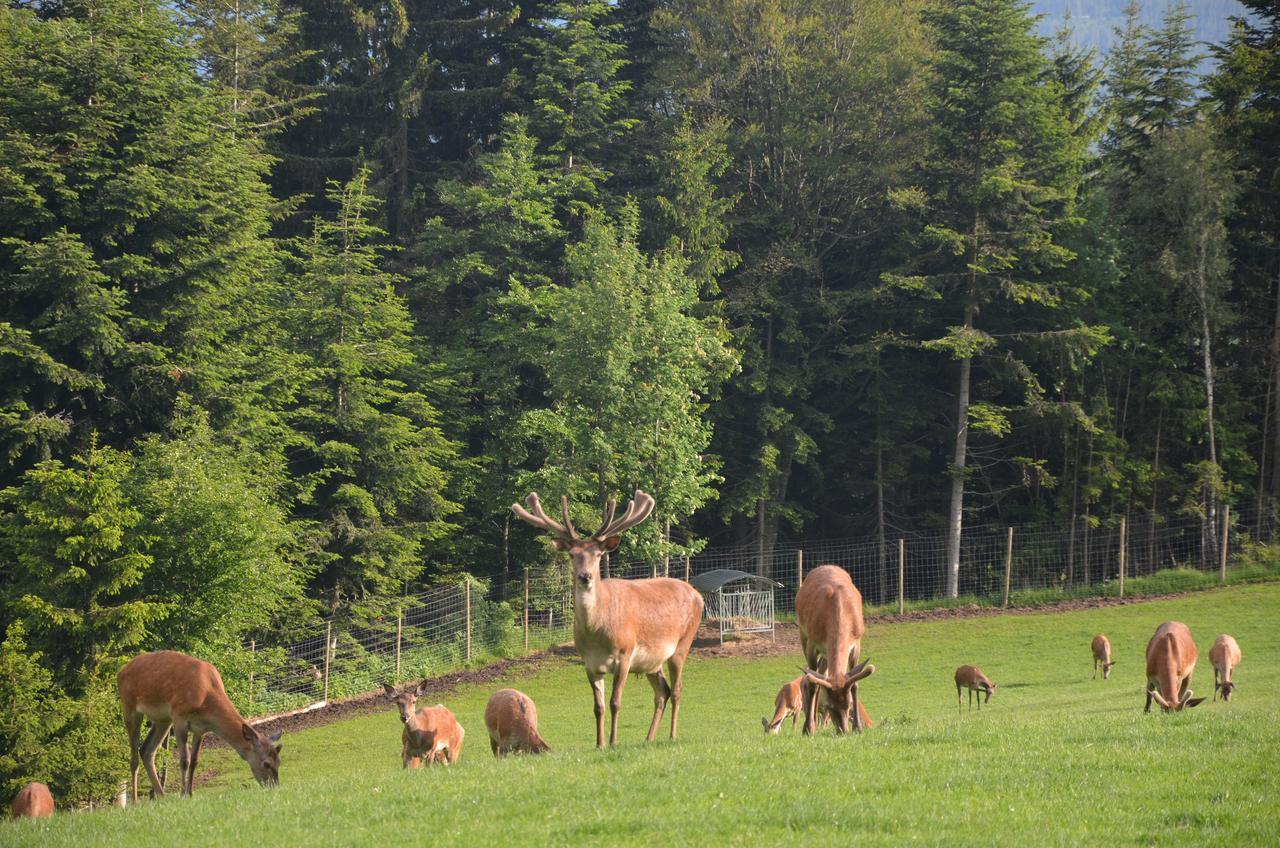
left=512, top=490, right=704, bottom=747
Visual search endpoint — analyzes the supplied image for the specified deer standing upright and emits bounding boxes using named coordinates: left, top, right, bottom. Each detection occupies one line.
left=10, top=782, right=53, bottom=818
left=512, top=490, right=704, bottom=747
left=118, top=651, right=281, bottom=800
left=382, top=681, right=465, bottom=767
left=794, top=564, right=875, bottom=734
left=1092, top=634, right=1116, bottom=680
left=1209, top=634, right=1241, bottom=702
left=1144, top=621, right=1206, bottom=712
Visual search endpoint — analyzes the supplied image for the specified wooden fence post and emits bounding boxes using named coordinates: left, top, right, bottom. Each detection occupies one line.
left=897, top=538, right=905, bottom=616
left=322, top=620, right=332, bottom=704
left=684, top=555, right=691, bottom=582
left=1003, top=527, right=1013, bottom=608
left=464, top=579, right=472, bottom=663
left=796, top=550, right=804, bottom=590
left=1119, top=517, right=1127, bottom=599
left=523, top=567, right=530, bottom=651
left=395, top=612, right=403, bottom=677
left=664, top=519, right=671, bottom=578
left=1220, top=505, right=1230, bottom=584
left=248, top=640, right=255, bottom=710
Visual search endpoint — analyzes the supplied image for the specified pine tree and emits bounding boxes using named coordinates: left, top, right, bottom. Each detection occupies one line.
left=285, top=169, right=459, bottom=621
left=0, top=441, right=159, bottom=692
left=898, top=0, right=1105, bottom=596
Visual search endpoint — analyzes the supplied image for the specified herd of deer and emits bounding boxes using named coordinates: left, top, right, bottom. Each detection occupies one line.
left=7, top=491, right=1248, bottom=820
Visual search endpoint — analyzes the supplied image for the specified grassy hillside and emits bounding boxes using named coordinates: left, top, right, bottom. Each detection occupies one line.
left=7, top=584, right=1279, bottom=846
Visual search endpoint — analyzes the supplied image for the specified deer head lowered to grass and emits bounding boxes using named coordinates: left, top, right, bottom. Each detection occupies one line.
left=1145, top=621, right=1206, bottom=713
left=1209, top=633, right=1241, bottom=703
left=955, top=665, right=997, bottom=711
left=1092, top=634, right=1116, bottom=680
left=117, top=651, right=282, bottom=801
left=512, top=490, right=704, bottom=748
left=794, top=564, right=876, bottom=735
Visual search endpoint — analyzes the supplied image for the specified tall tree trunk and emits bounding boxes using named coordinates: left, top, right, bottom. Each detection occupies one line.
left=1269, top=269, right=1280, bottom=537
left=876, top=431, right=888, bottom=605
left=1197, top=233, right=1219, bottom=565
left=945, top=302, right=975, bottom=598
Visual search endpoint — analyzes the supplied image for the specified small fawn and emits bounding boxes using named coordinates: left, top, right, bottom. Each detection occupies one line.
left=10, top=782, right=53, bottom=819
left=955, top=665, right=996, bottom=712
left=762, top=676, right=806, bottom=734
left=1091, top=634, right=1116, bottom=680
left=485, top=689, right=550, bottom=757
left=1209, top=634, right=1241, bottom=703
left=382, top=681, right=465, bottom=767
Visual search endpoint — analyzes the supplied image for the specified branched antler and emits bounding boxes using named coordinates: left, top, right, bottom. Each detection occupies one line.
left=592, top=490, right=655, bottom=540
left=511, top=492, right=578, bottom=542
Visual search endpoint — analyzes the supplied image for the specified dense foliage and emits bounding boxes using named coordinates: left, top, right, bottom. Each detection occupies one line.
left=1, top=0, right=1275, bottom=806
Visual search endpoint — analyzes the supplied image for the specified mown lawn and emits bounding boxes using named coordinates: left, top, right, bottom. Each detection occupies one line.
left=7, top=584, right=1279, bottom=846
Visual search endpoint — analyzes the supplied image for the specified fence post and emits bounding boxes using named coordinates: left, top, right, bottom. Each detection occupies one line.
left=684, top=555, right=690, bottom=582
left=322, top=620, right=332, bottom=704
left=395, top=612, right=403, bottom=678
left=796, top=550, right=804, bottom=590
left=248, top=639, right=255, bottom=710
left=523, top=567, right=530, bottom=651
left=664, top=519, right=671, bottom=578
left=1003, top=527, right=1013, bottom=608
left=1118, top=517, right=1127, bottom=599
left=897, top=538, right=905, bottom=616
left=464, top=579, right=472, bottom=663
left=1220, top=505, right=1230, bottom=584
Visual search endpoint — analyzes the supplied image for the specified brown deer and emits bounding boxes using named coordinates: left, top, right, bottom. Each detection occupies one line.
left=512, top=490, right=704, bottom=747
left=794, top=564, right=875, bottom=735
left=762, top=676, right=806, bottom=734
left=1209, top=634, right=1241, bottom=703
left=1144, top=621, right=1206, bottom=712
left=485, top=688, right=551, bottom=756
left=955, top=665, right=996, bottom=711
left=1092, top=634, right=1116, bottom=680
left=381, top=681, right=465, bottom=767
left=118, top=651, right=281, bottom=800
left=9, top=782, right=53, bottom=819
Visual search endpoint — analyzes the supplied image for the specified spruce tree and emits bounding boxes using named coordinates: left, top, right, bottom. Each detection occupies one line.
left=284, top=169, right=458, bottom=621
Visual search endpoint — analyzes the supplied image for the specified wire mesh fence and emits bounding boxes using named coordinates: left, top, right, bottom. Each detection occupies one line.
left=232, top=505, right=1268, bottom=719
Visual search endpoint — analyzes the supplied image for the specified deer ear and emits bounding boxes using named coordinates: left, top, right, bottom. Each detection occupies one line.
left=269, top=732, right=283, bottom=746
left=1184, top=697, right=1206, bottom=709
left=602, top=536, right=622, bottom=551
left=551, top=538, right=569, bottom=551
left=382, top=682, right=396, bottom=697
left=416, top=679, right=431, bottom=695
left=242, top=722, right=257, bottom=742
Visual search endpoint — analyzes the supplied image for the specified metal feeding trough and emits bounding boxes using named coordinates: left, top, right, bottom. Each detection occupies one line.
left=688, top=569, right=783, bottom=645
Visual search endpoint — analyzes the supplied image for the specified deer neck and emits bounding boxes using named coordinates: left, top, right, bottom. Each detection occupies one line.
left=205, top=697, right=255, bottom=760
left=574, top=576, right=611, bottom=632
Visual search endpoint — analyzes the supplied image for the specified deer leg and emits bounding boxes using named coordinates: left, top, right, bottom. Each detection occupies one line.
left=125, top=710, right=143, bottom=803
left=851, top=682, right=864, bottom=732
left=173, top=723, right=190, bottom=797
left=141, top=721, right=172, bottom=798
left=956, top=683, right=961, bottom=712
left=186, top=732, right=205, bottom=796
left=1093, top=658, right=1098, bottom=680
left=1214, top=668, right=1220, bottom=701
left=668, top=656, right=686, bottom=740
left=609, top=657, right=632, bottom=746
left=587, top=670, right=607, bottom=748
left=1144, top=686, right=1153, bottom=713
left=644, top=670, right=671, bottom=742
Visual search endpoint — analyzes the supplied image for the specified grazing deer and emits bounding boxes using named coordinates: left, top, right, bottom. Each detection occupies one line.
left=794, top=564, right=875, bottom=735
left=9, top=782, right=53, bottom=819
left=1209, top=634, right=1241, bottom=703
left=955, top=665, right=996, bottom=711
left=485, top=688, right=551, bottom=757
left=382, top=681, right=465, bottom=767
left=1092, top=634, right=1116, bottom=680
left=762, top=676, right=806, bottom=734
left=1144, top=621, right=1206, bottom=713
left=118, top=651, right=282, bottom=800
left=512, top=490, right=704, bottom=747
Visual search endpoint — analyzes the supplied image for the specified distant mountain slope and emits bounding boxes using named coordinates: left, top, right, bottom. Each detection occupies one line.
left=1032, top=0, right=1247, bottom=60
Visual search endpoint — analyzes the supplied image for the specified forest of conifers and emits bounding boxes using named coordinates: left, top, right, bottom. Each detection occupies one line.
left=1, top=0, right=1277, bottom=798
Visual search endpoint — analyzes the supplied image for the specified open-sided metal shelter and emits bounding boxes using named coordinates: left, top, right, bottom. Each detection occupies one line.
left=688, top=569, right=783, bottom=644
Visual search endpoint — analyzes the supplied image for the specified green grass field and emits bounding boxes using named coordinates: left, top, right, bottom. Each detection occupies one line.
left=7, top=584, right=1279, bottom=846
